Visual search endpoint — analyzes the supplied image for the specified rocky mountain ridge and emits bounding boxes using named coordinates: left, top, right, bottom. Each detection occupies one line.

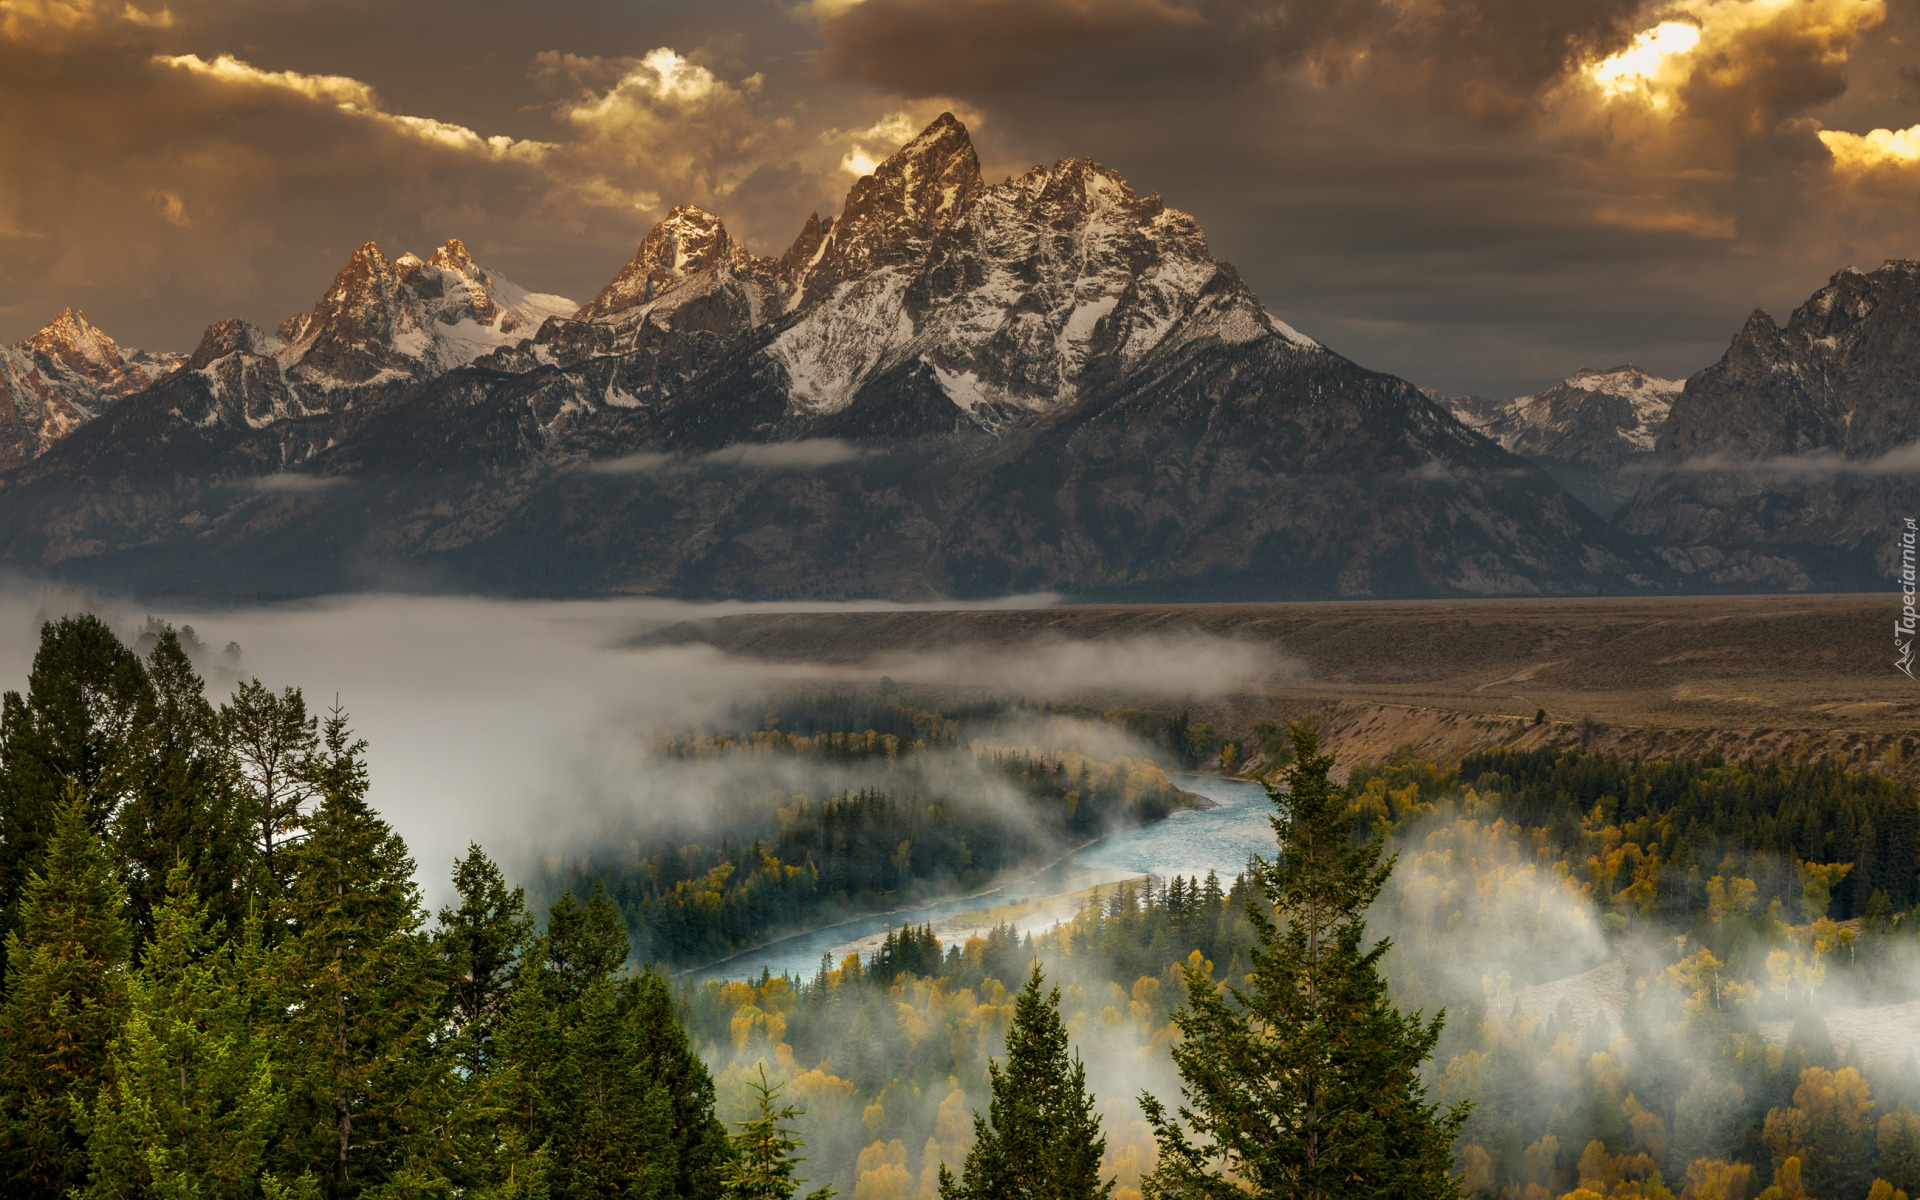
left=0, top=309, right=180, bottom=472
left=1436, top=366, right=1680, bottom=514
left=0, top=114, right=1764, bottom=600
left=1620, top=259, right=1920, bottom=590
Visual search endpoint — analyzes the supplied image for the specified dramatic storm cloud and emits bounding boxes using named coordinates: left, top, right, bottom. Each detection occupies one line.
left=4, top=0, right=1920, bottom=394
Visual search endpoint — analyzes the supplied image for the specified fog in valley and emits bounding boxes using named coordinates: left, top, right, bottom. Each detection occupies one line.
left=1, top=580, right=1915, bottom=1200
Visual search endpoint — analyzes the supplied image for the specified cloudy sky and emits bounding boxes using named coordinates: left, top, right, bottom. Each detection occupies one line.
left=3, top=0, right=1918, bottom=394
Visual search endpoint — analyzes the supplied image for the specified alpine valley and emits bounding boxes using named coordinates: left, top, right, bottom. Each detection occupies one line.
left=0, top=114, right=1910, bottom=600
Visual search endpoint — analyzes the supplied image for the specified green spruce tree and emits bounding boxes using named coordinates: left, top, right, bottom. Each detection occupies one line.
left=0, top=616, right=152, bottom=960
left=437, top=844, right=535, bottom=1078
left=491, top=887, right=729, bottom=1200
left=220, top=679, right=320, bottom=938
left=78, top=862, right=311, bottom=1200
left=0, top=793, right=132, bottom=1199
left=722, top=1065, right=834, bottom=1200
left=274, top=709, right=449, bottom=1198
left=115, top=628, right=249, bottom=950
left=939, top=962, right=1112, bottom=1200
left=1140, top=723, right=1466, bottom=1200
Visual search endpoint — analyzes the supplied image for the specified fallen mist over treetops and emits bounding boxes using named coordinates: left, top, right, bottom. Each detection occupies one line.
left=0, top=586, right=1289, bottom=901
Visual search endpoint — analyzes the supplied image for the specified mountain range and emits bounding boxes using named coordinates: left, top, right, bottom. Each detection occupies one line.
left=0, top=113, right=1910, bottom=601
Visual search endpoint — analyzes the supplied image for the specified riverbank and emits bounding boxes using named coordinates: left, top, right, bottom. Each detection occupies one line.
left=682, top=774, right=1278, bottom=983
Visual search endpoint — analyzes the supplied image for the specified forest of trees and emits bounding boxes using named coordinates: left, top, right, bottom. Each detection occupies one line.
left=684, top=740, right=1920, bottom=1200
left=0, top=615, right=1483, bottom=1200
left=7, top=606, right=1917, bottom=1200
left=0, top=614, right=734, bottom=1199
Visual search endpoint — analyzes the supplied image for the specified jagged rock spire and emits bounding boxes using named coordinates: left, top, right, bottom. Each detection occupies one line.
left=795, top=112, right=984, bottom=307
left=579, top=205, right=752, bottom=320
left=22, top=308, right=126, bottom=384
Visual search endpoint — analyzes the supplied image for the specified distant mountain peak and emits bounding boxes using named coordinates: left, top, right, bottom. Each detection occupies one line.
left=428, top=238, right=477, bottom=271
left=795, top=112, right=984, bottom=306
left=1, top=308, right=183, bottom=470
left=23, top=307, right=125, bottom=382
left=262, top=239, right=573, bottom=388
left=1432, top=364, right=1681, bottom=514
left=579, top=204, right=753, bottom=321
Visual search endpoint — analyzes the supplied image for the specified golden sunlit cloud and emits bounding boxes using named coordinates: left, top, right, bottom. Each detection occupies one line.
left=1818, top=123, right=1920, bottom=171
left=158, top=54, right=552, bottom=161
left=1577, top=0, right=1885, bottom=115
left=1586, top=21, right=1700, bottom=105
left=1, top=0, right=160, bottom=41
left=117, top=2, right=169, bottom=28
left=1594, top=203, right=1736, bottom=239
left=841, top=147, right=881, bottom=176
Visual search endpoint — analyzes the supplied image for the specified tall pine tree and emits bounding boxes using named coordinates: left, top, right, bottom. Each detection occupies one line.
left=939, top=962, right=1111, bottom=1200
left=437, top=844, right=535, bottom=1078
left=220, top=679, right=320, bottom=937
left=0, top=615, right=152, bottom=961
left=722, top=1065, right=835, bottom=1200
left=274, top=709, right=449, bottom=1198
left=1140, top=723, right=1466, bottom=1200
left=0, top=793, right=131, bottom=1199
left=115, top=628, right=248, bottom=950
left=491, top=887, right=729, bottom=1200
left=77, top=863, right=308, bottom=1200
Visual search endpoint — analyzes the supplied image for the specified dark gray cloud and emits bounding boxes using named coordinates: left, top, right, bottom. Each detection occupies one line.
left=2, top=0, right=1918, bottom=398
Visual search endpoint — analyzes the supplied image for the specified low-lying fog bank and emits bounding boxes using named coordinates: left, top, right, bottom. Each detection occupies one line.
left=0, top=584, right=1293, bottom=902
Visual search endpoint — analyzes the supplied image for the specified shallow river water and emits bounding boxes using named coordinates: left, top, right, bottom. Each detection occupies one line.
left=687, top=773, right=1280, bottom=983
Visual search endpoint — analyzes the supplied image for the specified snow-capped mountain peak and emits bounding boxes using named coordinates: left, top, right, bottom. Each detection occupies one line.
left=579, top=205, right=755, bottom=321
left=272, top=239, right=574, bottom=387
left=1433, top=363, right=1681, bottom=512
left=793, top=111, right=985, bottom=308
left=764, top=119, right=1313, bottom=431
left=0, top=309, right=183, bottom=468
left=24, top=308, right=124, bottom=384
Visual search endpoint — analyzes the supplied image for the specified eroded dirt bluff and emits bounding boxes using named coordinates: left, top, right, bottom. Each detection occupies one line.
left=632, top=592, right=1918, bottom=778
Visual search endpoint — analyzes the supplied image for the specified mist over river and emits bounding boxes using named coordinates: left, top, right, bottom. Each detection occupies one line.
left=688, top=774, right=1279, bottom=982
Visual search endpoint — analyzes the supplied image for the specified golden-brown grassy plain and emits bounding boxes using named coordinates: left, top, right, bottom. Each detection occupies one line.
left=639, top=593, right=1917, bottom=775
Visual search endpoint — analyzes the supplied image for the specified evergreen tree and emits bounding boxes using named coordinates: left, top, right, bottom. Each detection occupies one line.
left=0, top=615, right=152, bottom=956
left=78, top=863, right=308, bottom=1200
left=437, top=845, right=535, bottom=1078
left=492, top=888, right=729, bottom=1200
left=939, top=962, right=1111, bottom=1200
left=1140, top=723, right=1466, bottom=1200
left=722, top=1065, right=834, bottom=1200
left=630, top=967, right=731, bottom=1199
left=274, top=709, right=449, bottom=1198
left=115, top=628, right=248, bottom=949
left=220, top=680, right=319, bottom=935
left=0, top=793, right=132, bottom=1198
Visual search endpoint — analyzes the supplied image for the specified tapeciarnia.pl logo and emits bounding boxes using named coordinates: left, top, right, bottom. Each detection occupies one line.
left=1899, top=517, right=1917, bottom=679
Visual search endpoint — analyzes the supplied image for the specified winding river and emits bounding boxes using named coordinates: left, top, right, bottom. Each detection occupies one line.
left=687, top=774, right=1280, bottom=983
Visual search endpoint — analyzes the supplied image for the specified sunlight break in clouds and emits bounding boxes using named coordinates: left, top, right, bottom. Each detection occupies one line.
left=1576, top=0, right=1885, bottom=116
left=1585, top=21, right=1701, bottom=106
